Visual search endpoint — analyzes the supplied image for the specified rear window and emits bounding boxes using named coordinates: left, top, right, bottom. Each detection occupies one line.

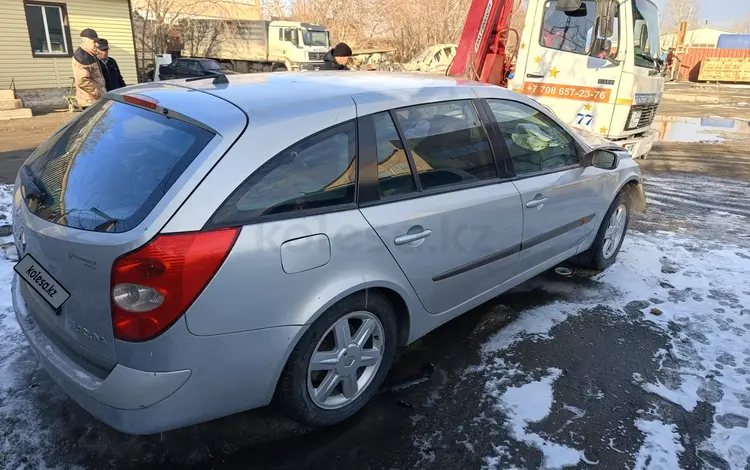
left=21, top=99, right=214, bottom=233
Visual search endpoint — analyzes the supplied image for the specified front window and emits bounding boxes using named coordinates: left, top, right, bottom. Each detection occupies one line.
left=302, top=29, right=330, bottom=47
left=487, top=100, right=579, bottom=175
left=632, top=0, right=661, bottom=69
left=24, top=2, right=70, bottom=56
left=540, top=1, right=596, bottom=55
left=541, top=1, right=619, bottom=58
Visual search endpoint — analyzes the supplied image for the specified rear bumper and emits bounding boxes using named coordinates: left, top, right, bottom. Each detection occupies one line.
left=13, top=274, right=304, bottom=434
left=612, top=129, right=658, bottom=158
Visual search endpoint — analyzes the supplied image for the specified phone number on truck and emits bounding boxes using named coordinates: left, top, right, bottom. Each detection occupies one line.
left=523, top=83, right=611, bottom=103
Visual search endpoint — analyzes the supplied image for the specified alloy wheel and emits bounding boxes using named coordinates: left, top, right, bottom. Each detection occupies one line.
left=307, top=311, right=385, bottom=410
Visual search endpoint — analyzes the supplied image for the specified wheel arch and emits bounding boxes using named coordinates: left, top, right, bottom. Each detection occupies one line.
left=269, top=281, right=414, bottom=405
left=299, top=281, right=414, bottom=347
left=617, top=177, right=647, bottom=213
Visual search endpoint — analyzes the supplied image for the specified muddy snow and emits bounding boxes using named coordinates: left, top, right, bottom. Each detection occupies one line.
left=1, top=166, right=749, bottom=470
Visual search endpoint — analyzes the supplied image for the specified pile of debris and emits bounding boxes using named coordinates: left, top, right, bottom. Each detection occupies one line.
left=350, top=44, right=458, bottom=74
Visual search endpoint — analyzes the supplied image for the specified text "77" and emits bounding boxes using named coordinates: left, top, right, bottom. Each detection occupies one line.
left=576, top=113, right=593, bottom=126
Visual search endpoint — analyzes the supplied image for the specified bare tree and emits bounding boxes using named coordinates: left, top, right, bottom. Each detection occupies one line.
left=732, top=18, right=750, bottom=34
left=662, top=0, right=700, bottom=34
left=131, top=0, right=234, bottom=77
left=260, top=0, right=288, bottom=19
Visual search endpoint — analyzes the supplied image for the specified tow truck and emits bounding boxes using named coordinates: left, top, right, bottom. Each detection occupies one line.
left=449, top=0, right=664, bottom=159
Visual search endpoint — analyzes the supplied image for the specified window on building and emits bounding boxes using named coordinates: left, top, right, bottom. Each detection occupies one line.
left=24, top=2, right=71, bottom=56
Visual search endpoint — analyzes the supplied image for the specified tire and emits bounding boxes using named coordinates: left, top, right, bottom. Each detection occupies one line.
left=576, top=193, right=630, bottom=270
left=276, top=292, right=398, bottom=427
left=272, top=64, right=288, bottom=72
left=167, top=74, right=176, bottom=80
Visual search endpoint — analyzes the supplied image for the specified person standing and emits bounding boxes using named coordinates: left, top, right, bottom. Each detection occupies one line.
left=72, top=28, right=106, bottom=109
left=320, top=42, right=353, bottom=70
left=97, top=39, right=126, bottom=91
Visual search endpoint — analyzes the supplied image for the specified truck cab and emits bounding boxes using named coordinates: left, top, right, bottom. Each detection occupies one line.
left=510, top=0, right=664, bottom=158
left=268, top=21, right=331, bottom=71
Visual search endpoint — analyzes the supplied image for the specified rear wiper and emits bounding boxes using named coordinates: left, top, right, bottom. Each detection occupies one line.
left=90, top=207, right=121, bottom=232
left=20, top=165, right=49, bottom=203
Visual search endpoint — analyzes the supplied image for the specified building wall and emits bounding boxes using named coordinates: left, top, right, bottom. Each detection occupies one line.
left=0, top=0, right=137, bottom=91
left=660, top=27, right=732, bottom=50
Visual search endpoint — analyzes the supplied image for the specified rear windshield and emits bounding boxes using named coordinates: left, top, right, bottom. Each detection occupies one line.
left=21, top=99, right=214, bottom=233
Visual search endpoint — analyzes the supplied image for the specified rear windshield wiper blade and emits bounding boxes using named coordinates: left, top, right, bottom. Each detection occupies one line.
left=20, top=165, right=49, bottom=203
left=90, top=207, right=121, bottom=232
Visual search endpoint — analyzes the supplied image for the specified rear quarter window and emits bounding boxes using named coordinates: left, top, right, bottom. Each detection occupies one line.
left=208, top=121, right=357, bottom=227
left=21, top=99, right=214, bottom=232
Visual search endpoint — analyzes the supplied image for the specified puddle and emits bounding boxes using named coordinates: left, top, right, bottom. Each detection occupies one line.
left=653, top=116, right=750, bottom=143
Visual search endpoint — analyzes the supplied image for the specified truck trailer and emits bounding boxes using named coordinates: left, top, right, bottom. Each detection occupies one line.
left=182, top=20, right=331, bottom=73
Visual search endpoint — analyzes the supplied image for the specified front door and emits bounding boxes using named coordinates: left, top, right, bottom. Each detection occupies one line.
left=513, top=0, right=623, bottom=139
left=485, top=98, right=609, bottom=274
left=357, top=101, right=523, bottom=314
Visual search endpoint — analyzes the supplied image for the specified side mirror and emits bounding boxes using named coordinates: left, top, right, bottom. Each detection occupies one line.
left=555, top=0, right=582, bottom=12
left=583, top=149, right=620, bottom=170
left=565, top=3, right=588, bottom=17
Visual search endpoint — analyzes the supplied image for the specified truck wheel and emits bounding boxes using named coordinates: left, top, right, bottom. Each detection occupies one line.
left=272, top=64, right=288, bottom=72
left=275, top=292, right=397, bottom=427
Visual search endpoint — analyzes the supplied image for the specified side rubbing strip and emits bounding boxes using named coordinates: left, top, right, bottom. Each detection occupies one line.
left=521, top=213, right=596, bottom=251
left=433, top=244, right=521, bottom=282
left=431, top=214, right=595, bottom=283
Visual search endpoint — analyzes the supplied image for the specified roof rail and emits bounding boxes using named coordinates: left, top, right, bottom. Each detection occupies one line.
left=185, top=72, right=229, bottom=85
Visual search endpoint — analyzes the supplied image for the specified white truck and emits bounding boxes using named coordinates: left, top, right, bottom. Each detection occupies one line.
left=182, top=20, right=331, bottom=73
left=509, top=0, right=664, bottom=158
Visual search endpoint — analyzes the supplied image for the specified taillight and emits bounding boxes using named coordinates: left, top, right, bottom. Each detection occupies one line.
left=111, top=228, right=239, bottom=342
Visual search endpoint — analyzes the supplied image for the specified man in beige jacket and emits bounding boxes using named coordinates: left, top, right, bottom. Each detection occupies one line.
left=72, top=28, right=106, bottom=109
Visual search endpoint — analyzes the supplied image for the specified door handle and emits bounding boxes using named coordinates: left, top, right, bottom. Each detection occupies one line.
left=394, top=229, right=432, bottom=246
left=526, top=73, right=544, bottom=78
left=526, top=198, right=548, bottom=208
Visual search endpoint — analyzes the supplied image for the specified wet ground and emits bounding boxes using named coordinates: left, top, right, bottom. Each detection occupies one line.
left=1, top=155, right=748, bottom=470
left=1, top=86, right=750, bottom=470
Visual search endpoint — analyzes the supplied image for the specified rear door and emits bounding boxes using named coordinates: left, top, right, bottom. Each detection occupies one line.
left=357, top=100, right=523, bottom=314
left=484, top=98, right=609, bottom=274
left=13, top=87, right=247, bottom=365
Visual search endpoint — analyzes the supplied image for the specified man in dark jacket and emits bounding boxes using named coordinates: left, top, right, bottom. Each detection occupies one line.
left=97, top=38, right=126, bottom=91
left=320, top=42, right=352, bottom=70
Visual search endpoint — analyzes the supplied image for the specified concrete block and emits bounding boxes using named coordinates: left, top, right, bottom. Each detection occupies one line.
left=0, top=99, right=23, bottom=110
left=0, top=89, right=16, bottom=100
left=0, top=108, right=33, bottom=120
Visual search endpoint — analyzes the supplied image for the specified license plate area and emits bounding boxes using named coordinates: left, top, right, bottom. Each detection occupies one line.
left=14, top=254, right=71, bottom=311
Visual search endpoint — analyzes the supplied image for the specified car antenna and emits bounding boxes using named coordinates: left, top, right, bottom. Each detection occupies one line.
left=185, top=72, right=229, bottom=85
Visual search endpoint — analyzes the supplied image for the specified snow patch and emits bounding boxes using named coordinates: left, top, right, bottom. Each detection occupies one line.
left=500, top=369, right=590, bottom=469
left=633, top=419, right=684, bottom=470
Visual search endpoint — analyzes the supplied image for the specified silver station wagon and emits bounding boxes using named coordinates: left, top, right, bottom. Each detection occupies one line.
left=12, top=72, right=646, bottom=434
